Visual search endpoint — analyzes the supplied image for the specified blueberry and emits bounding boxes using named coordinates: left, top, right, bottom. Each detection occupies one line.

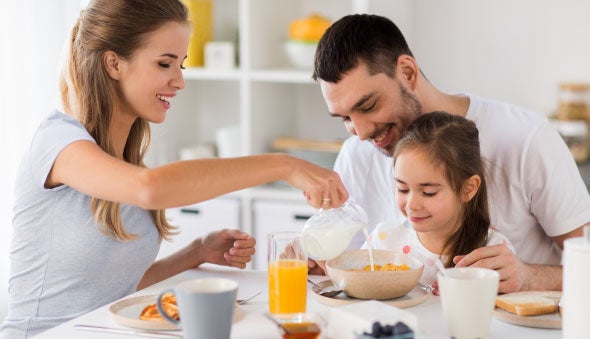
left=372, top=321, right=383, bottom=335
left=392, top=321, right=413, bottom=335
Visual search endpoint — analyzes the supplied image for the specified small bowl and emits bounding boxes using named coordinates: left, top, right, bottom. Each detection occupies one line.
left=268, top=312, right=325, bottom=339
left=284, top=41, right=318, bottom=69
left=326, top=250, right=424, bottom=300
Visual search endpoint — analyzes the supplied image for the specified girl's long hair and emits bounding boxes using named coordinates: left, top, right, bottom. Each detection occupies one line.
left=394, top=111, right=490, bottom=267
left=59, top=0, right=188, bottom=241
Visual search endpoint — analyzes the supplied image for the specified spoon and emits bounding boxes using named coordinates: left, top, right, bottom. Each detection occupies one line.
left=307, top=279, right=343, bottom=298
left=237, top=291, right=261, bottom=305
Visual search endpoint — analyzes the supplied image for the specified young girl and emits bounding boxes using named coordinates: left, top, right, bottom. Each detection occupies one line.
left=367, top=111, right=514, bottom=287
left=0, top=1, right=347, bottom=337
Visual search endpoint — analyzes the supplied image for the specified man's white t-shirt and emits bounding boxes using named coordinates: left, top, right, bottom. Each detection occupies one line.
left=336, top=94, right=590, bottom=265
left=364, top=221, right=515, bottom=286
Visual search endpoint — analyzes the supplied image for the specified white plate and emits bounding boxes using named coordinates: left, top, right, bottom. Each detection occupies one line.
left=493, top=291, right=561, bottom=329
left=311, top=280, right=430, bottom=308
left=109, top=294, right=246, bottom=331
left=109, top=295, right=180, bottom=331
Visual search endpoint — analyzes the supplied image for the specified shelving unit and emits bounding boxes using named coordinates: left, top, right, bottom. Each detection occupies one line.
left=149, top=0, right=392, bottom=267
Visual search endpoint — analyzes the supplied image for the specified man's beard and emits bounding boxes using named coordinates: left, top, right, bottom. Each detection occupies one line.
left=374, top=83, right=422, bottom=157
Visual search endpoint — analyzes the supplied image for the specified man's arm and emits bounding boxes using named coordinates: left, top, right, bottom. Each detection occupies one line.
left=454, top=225, right=587, bottom=293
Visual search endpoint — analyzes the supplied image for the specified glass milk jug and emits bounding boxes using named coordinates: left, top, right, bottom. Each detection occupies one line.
left=300, top=200, right=368, bottom=261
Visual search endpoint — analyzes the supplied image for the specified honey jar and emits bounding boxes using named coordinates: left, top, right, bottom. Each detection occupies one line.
left=557, top=83, right=590, bottom=121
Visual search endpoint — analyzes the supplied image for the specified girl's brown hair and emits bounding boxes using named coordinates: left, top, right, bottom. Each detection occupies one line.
left=394, top=111, right=490, bottom=267
left=59, top=0, right=188, bottom=241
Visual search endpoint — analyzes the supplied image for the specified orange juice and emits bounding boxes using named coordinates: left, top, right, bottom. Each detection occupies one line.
left=268, top=259, right=307, bottom=314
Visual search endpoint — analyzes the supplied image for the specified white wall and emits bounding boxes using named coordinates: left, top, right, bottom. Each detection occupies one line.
left=0, top=0, right=82, bottom=323
left=409, top=0, right=590, bottom=116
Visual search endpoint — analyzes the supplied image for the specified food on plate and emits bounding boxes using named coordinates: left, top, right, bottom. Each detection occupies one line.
left=495, top=293, right=558, bottom=316
left=357, top=263, right=410, bottom=271
left=139, top=293, right=179, bottom=322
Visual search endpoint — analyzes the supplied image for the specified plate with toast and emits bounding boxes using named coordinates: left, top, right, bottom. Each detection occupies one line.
left=494, top=291, right=561, bottom=329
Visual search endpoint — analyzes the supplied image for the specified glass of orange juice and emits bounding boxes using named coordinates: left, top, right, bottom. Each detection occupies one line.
left=268, top=232, right=308, bottom=314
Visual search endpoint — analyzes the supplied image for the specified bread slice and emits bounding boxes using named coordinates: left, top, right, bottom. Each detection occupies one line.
left=495, top=293, right=558, bottom=316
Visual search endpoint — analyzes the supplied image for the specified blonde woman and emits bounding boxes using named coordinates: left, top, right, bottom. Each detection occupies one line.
left=0, top=0, right=347, bottom=337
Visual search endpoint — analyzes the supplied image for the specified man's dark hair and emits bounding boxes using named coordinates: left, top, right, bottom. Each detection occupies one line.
left=313, top=14, right=413, bottom=83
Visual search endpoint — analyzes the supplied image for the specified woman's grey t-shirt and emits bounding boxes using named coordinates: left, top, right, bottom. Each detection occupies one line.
left=0, top=110, right=160, bottom=338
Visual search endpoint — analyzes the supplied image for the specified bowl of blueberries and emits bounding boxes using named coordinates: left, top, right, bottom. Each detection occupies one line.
left=356, top=321, right=414, bottom=339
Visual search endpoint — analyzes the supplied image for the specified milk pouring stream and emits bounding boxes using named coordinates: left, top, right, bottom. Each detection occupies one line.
left=301, top=200, right=374, bottom=266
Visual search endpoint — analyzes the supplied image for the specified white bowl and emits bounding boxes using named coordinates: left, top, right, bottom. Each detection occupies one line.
left=326, top=249, right=424, bottom=300
left=284, top=41, right=317, bottom=69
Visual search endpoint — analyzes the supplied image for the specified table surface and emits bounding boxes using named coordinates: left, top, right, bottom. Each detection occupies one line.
left=36, top=265, right=562, bottom=339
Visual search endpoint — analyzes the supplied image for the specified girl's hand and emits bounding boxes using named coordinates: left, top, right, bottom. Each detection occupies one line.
left=308, top=258, right=327, bottom=275
left=196, top=229, right=256, bottom=269
left=431, top=280, right=440, bottom=296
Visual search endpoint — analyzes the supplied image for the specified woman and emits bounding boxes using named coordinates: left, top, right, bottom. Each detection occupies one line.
left=0, top=0, right=347, bottom=337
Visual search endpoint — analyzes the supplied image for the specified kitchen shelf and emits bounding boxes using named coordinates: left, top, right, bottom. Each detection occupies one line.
left=182, top=68, right=241, bottom=81
left=151, top=0, right=394, bottom=264
left=249, top=70, right=315, bottom=84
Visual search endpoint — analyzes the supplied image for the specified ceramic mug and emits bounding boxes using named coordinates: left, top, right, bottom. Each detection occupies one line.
left=438, top=267, right=499, bottom=339
left=156, top=278, right=238, bottom=339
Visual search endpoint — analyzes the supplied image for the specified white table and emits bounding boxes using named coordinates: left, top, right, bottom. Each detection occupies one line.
left=35, top=265, right=561, bottom=338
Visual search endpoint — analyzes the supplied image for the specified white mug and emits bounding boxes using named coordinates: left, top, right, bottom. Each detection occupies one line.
left=438, top=267, right=499, bottom=339
left=157, top=278, right=238, bottom=339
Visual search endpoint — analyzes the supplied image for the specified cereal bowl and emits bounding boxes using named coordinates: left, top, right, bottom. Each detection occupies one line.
left=326, top=249, right=424, bottom=300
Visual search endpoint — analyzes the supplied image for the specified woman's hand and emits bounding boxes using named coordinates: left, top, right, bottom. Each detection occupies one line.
left=138, top=229, right=255, bottom=290
left=195, top=229, right=256, bottom=269
left=286, top=156, right=349, bottom=209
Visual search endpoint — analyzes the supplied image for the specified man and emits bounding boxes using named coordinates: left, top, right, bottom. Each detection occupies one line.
left=311, top=14, right=590, bottom=293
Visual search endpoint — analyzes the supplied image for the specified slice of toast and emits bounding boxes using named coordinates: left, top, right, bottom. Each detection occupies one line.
left=495, top=293, right=558, bottom=316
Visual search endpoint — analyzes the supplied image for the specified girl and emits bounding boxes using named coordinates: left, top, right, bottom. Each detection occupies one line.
left=367, top=111, right=514, bottom=287
left=0, top=0, right=347, bottom=337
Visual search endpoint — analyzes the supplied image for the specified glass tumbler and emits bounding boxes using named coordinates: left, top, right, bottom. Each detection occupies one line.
left=267, top=232, right=308, bottom=314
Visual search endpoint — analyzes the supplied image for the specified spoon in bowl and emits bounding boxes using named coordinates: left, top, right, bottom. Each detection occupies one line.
left=307, top=279, right=343, bottom=298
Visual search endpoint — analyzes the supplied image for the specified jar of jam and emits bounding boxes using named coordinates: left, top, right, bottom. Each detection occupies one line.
left=557, top=83, right=590, bottom=121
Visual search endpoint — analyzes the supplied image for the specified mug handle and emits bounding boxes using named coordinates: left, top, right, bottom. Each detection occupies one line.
left=156, top=289, right=180, bottom=325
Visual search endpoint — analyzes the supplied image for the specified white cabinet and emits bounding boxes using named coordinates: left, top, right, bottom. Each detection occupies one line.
left=157, top=197, right=241, bottom=259
left=252, top=199, right=316, bottom=269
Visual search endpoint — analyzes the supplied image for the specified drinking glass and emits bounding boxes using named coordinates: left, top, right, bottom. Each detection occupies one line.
left=268, top=232, right=308, bottom=314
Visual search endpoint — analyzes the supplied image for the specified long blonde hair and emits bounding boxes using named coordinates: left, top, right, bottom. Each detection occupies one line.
left=59, top=0, right=189, bottom=241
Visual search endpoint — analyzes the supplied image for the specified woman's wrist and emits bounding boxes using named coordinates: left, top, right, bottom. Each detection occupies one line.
left=189, top=237, right=206, bottom=268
